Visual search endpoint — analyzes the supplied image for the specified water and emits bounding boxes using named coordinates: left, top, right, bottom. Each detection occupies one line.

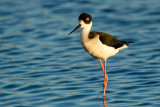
left=0, top=0, right=160, bottom=107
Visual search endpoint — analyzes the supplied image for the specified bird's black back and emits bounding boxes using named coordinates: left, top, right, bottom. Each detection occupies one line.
left=89, top=31, right=132, bottom=49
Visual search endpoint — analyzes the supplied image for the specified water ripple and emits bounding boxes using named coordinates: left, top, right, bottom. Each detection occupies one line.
left=0, top=0, right=160, bottom=107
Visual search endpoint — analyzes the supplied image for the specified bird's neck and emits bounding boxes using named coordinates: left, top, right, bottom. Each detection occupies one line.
left=80, top=23, right=92, bottom=41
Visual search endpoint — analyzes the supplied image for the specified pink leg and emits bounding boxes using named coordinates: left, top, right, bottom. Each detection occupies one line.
left=103, top=59, right=108, bottom=96
left=99, top=59, right=105, bottom=72
left=99, top=59, right=108, bottom=96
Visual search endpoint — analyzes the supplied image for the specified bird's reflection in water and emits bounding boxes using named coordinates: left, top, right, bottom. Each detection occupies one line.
left=103, top=96, right=107, bottom=107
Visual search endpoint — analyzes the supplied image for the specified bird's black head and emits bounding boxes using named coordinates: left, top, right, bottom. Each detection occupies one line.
left=68, top=13, right=92, bottom=35
left=78, top=13, right=92, bottom=24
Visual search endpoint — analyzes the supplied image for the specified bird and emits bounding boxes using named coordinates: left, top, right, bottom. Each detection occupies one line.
left=68, top=13, right=133, bottom=96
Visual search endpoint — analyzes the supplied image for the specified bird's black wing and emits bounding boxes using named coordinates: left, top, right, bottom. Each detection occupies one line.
left=88, top=31, right=98, bottom=39
left=96, top=32, right=126, bottom=49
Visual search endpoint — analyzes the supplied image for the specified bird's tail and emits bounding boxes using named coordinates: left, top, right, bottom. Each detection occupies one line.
left=122, top=41, right=133, bottom=45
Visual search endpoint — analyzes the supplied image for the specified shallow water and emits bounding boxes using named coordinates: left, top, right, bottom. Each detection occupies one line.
left=0, top=0, right=160, bottom=107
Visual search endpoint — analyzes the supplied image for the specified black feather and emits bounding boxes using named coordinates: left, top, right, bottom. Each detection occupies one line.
left=89, top=31, right=133, bottom=49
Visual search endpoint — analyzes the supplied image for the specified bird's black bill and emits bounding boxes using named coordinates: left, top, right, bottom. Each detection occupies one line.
left=68, top=24, right=81, bottom=35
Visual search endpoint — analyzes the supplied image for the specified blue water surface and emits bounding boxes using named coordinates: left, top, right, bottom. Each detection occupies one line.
left=0, top=0, right=160, bottom=107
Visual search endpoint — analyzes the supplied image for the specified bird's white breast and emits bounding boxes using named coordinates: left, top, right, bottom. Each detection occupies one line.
left=80, top=32, right=119, bottom=60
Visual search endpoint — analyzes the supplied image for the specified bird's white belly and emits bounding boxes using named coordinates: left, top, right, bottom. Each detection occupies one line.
left=81, top=38, right=119, bottom=60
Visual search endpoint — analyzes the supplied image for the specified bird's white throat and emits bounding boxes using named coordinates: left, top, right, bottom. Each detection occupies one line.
left=80, top=21, right=92, bottom=42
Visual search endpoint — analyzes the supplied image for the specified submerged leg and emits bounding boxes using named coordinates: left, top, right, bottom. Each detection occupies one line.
left=103, top=96, right=107, bottom=107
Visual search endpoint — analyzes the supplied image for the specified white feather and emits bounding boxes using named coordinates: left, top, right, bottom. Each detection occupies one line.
left=79, top=20, right=127, bottom=60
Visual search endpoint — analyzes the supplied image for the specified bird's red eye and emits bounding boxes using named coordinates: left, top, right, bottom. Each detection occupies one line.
left=85, top=18, right=90, bottom=24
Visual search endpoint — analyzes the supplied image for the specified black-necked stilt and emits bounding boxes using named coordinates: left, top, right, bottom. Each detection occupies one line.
left=68, top=13, right=133, bottom=96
